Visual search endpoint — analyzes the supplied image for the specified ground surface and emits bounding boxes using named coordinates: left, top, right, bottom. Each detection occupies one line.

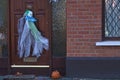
left=1, top=75, right=120, bottom=80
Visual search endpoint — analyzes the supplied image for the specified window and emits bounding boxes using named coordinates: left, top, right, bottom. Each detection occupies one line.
left=0, top=0, right=8, bottom=58
left=52, top=0, right=66, bottom=57
left=103, top=0, right=120, bottom=40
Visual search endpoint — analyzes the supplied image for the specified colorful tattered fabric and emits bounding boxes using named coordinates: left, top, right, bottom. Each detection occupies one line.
left=17, top=10, right=49, bottom=58
left=49, top=0, right=58, bottom=3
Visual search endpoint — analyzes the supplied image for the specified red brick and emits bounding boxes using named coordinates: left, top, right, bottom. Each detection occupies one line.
left=67, top=0, right=120, bottom=57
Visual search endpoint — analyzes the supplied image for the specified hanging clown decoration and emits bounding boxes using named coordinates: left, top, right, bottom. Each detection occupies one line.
left=49, top=0, right=58, bottom=3
left=17, top=10, right=49, bottom=58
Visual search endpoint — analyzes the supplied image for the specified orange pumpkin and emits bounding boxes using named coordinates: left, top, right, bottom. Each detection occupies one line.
left=51, top=70, right=61, bottom=79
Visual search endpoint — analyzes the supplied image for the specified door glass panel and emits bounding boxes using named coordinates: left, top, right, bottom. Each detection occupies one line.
left=0, top=0, right=8, bottom=58
left=52, top=0, right=66, bottom=57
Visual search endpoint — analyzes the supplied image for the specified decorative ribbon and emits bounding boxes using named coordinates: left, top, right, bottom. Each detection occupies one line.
left=17, top=10, right=49, bottom=58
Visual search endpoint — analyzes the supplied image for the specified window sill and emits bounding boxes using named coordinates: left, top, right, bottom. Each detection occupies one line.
left=96, top=41, right=120, bottom=46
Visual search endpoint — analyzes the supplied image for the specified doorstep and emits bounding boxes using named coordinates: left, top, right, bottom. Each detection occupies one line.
left=3, top=75, right=35, bottom=80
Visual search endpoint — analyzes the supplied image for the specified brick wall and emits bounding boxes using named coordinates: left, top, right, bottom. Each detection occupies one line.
left=67, top=0, right=120, bottom=57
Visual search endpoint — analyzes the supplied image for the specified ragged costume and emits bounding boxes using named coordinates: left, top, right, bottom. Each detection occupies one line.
left=17, top=10, right=49, bottom=58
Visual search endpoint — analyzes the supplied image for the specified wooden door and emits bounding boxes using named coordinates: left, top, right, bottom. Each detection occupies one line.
left=9, top=0, right=52, bottom=75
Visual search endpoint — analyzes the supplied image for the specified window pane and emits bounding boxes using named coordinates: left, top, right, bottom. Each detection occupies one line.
left=105, top=0, right=120, bottom=37
left=52, top=0, right=66, bottom=57
left=0, top=0, right=8, bottom=58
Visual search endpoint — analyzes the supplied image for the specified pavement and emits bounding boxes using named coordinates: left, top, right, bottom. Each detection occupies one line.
left=1, top=75, right=120, bottom=80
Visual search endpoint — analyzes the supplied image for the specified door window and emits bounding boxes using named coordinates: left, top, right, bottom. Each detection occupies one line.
left=52, top=0, right=66, bottom=57
left=0, top=0, right=8, bottom=58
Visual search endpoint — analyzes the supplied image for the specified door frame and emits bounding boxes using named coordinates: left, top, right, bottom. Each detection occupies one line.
left=8, top=0, right=53, bottom=75
left=0, top=0, right=66, bottom=76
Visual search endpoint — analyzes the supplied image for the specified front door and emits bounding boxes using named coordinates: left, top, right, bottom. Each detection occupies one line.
left=9, top=0, right=52, bottom=75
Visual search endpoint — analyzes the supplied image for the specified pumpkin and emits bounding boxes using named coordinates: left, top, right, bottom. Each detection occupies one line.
left=51, top=70, right=61, bottom=79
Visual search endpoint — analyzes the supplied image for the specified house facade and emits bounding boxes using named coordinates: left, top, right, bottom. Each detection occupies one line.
left=0, top=0, right=120, bottom=78
left=66, top=0, right=120, bottom=78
